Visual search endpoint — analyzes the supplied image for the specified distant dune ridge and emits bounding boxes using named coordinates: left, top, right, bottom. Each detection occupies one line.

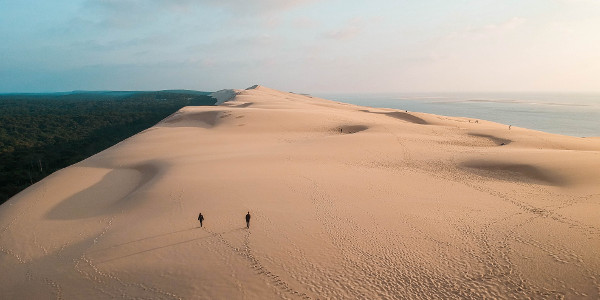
left=1, top=85, right=599, bottom=299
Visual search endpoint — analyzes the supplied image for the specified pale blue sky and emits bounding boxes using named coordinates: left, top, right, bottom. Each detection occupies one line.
left=1, top=0, right=599, bottom=93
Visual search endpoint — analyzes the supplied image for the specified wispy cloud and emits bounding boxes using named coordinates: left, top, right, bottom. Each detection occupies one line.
left=198, top=0, right=320, bottom=13
left=292, top=17, right=320, bottom=29
left=3, top=0, right=600, bottom=93
left=445, top=17, right=527, bottom=40
left=86, top=0, right=319, bottom=17
left=80, top=0, right=322, bottom=30
left=323, top=18, right=364, bottom=40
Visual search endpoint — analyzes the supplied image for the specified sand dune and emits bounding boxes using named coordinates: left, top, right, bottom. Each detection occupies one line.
left=1, top=85, right=599, bottom=299
left=361, top=110, right=429, bottom=125
left=461, top=160, right=565, bottom=186
left=468, top=133, right=512, bottom=146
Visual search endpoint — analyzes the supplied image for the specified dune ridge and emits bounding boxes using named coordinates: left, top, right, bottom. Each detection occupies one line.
left=1, top=85, right=599, bottom=299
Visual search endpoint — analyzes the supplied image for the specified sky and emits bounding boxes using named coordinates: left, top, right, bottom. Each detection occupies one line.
left=1, top=0, right=600, bottom=93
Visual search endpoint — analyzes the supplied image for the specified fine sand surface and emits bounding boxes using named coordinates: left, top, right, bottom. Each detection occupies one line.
left=1, top=86, right=599, bottom=299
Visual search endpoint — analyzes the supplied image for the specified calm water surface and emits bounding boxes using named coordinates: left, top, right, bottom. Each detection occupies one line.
left=315, top=93, right=600, bottom=137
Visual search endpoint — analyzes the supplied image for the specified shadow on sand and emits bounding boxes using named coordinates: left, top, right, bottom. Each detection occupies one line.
left=361, top=109, right=428, bottom=124
left=96, top=227, right=245, bottom=264
left=45, top=164, right=158, bottom=220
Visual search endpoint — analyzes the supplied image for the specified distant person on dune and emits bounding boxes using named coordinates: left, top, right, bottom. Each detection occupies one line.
left=198, top=213, right=204, bottom=227
left=246, top=212, right=251, bottom=228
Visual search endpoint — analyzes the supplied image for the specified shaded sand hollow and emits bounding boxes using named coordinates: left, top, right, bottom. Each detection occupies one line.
left=1, top=86, right=599, bottom=299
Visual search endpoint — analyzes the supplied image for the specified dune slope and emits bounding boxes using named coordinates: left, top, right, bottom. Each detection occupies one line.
left=1, top=85, right=599, bottom=299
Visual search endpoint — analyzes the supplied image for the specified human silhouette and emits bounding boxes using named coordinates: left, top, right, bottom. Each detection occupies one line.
left=198, top=213, right=204, bottom=227
left=245, top=212, right=251, bottom=228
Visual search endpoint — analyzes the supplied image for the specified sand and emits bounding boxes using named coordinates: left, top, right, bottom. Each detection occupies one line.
left=1, top=85, right=599, bottom=299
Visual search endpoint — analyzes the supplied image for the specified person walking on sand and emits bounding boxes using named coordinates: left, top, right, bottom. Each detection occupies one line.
left=198, top=212, right=204, bottom=227
left=245, top=212, right=251, bottom=228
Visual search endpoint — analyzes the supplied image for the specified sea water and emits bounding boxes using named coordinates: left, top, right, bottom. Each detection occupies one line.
left=316, top=93, right=600, bottom=137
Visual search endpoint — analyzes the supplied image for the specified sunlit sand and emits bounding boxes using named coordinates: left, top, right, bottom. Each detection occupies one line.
left=1, top=86, right=599, bottom=298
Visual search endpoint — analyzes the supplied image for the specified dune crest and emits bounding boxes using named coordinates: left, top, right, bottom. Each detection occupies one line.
left=210, top=89, right=240, bottom=105
left=468, top=133, right=512, bottom=146
left=1, top=86, right=599, bottom=299
left=461, top=160, right=565, bottom=186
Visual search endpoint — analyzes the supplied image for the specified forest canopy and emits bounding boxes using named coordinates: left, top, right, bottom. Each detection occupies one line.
left=0, top=90, right=216, bottom=204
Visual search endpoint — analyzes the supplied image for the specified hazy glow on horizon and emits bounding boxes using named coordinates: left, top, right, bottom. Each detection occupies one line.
left=1, top=0, right=599, bottom=93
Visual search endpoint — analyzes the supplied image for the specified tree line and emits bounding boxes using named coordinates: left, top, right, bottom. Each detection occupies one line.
left=0, top=91, right=216, bottom=204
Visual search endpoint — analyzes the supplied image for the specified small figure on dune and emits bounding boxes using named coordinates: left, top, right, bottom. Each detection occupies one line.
left=198, top=212, right=204, bottom=227
left=246, top=211, right=251, bottom=228
left=509, top=125, right=512, bottom=130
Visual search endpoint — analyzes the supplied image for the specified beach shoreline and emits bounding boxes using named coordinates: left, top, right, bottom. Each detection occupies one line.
left=316, top=92, right=600, bottom=138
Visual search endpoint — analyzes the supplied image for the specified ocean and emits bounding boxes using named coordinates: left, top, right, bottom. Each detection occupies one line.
left=315, top=92, right=600, bottom=137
